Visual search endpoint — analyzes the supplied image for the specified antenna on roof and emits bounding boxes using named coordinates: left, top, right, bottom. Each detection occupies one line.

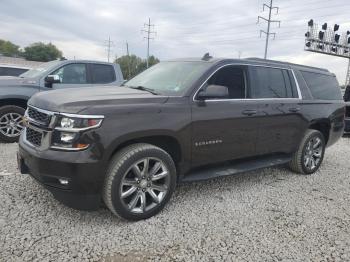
left=201, top=53, right=212, bottom=61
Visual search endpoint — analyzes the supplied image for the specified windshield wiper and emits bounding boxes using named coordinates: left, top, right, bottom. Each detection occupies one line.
left=126, top=85, right=159, bottom=95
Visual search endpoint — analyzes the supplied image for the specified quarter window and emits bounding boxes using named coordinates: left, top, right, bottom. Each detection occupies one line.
left=250, top=67, right=294, bottom=98
left=301, top=71, right=342, bottom=100
left=52, top=63, right=87, bottom=84
left=91, top=64, right=115, bottom=84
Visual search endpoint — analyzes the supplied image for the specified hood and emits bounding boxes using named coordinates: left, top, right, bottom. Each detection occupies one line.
left=0, top=76, right=38, bottom=87
left=28, top=86, right=169, bottom=114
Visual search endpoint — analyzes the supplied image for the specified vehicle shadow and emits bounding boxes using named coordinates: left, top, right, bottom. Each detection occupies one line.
left=16, top=164, right=301, bottom=224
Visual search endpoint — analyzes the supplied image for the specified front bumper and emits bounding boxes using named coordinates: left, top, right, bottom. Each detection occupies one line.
left=18, top=135, right=107, bottom=211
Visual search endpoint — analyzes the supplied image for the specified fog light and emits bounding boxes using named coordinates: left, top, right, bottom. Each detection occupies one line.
left=60, top=132, right=76, bottom=143
left=59, top=178, right=69, bottom=185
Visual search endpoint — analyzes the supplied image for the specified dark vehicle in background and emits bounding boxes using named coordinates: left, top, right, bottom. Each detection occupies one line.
left=0, top=64, right=30, bottom=76
left=0, top=60, right=123, bottom=142
left=18, top=57, right=345, bottom=220
left=343, top=85, right=350, bottom=134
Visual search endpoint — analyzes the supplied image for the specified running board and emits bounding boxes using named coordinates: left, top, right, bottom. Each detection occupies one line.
left=182, top=154, right=292, bottom=182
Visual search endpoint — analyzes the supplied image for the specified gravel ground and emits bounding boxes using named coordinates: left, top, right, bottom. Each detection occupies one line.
left=1, top=139, right=350, bottom=261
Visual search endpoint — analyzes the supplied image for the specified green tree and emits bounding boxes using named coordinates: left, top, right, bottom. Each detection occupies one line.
left=23, top=42, right=62, bottom=62
left=115, top=54, right=160, bottom=80
left=0, top=39, right=21, bottom=57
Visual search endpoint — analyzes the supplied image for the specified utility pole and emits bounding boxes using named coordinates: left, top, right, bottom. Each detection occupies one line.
left=142, top=18, right=156, bottom=68
left=257, top=0, right=280, bottom=59
left=126, top=41, right=131, bottom=79
left=104, top=36, right=114, bottom=62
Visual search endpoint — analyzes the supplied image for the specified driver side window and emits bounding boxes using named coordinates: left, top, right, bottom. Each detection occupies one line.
left=51, top=63, right=87, bottom=84
left=204, top=66, right=246, bottom=99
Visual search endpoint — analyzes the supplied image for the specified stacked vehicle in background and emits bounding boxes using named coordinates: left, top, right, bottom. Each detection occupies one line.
left=0, top=59, right=123, bottom=142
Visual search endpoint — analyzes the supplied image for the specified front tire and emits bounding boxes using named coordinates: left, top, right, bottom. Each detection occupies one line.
left=103, top=143, right=177, bottom=221
left=0, top=105, right=25, bottom=143
left=289, top=129, right=325, bottom=175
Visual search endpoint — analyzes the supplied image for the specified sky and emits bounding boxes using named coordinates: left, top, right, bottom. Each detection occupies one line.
left=1, top=0, right=349, bottom=84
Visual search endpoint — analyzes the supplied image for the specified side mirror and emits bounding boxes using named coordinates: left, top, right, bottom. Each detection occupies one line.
left=197, top=85, right=229, bottom=100
left=44, top=75, right=60, bottom=87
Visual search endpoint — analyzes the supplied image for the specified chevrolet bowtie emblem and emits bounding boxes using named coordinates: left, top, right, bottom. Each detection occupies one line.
left=22, top=116, right=29, bottom=127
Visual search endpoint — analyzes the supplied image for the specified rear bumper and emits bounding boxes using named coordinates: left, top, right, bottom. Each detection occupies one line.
left=18, top=136, right=107, bottom=211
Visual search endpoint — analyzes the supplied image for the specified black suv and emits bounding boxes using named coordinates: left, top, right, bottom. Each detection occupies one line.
left=18, top=57, right=345, bottom=220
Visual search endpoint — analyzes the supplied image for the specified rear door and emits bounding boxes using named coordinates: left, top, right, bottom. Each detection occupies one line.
left=89, top=63, right=117, bottom=85
left=248, top=65, right=307, bottom=155
left=191, top=65, right=259, bottom=167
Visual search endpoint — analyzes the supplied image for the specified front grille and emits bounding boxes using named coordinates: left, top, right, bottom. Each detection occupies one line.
left=28, top=107, right=51, bottom=125
left=26, top=127, right=42, bottom=147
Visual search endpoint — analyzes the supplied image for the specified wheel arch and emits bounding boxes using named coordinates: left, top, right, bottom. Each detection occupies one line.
left=0, top=98, right=28, bottom=109
left=107, top=133, right=184, bottom=166
left=308, top=119, right=331, bottom=144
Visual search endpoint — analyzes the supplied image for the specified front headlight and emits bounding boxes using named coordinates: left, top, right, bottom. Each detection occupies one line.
left=57, top=116, right=103, bottom=131
left=51, top=114, right=104, bottom=150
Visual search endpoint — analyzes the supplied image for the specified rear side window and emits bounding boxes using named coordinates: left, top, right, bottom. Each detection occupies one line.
left=249, top=67, right=295, bottom=98
left=0, top=67, right=28, bottom=76
left=91, top=64, right=116, bottom=84
left=301, top=71, right=342, bottom=100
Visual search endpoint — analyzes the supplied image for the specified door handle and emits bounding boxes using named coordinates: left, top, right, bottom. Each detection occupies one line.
left=242, top=109, right=258, bottom=116
left=289, top=107, right=301, bottom=113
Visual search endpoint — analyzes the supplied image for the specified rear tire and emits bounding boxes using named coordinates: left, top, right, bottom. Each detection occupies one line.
left=0, top=105, right=25, bottom=143
left=103, top=143, right=177, bottom=221
left=289, top=129, right=325, bottom=175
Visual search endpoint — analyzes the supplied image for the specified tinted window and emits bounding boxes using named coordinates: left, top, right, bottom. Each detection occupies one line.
left=250, top=67, right=293, bottom=98
left=52, top=63, right=87, bottom=84
left=0, top=67, right=28, bottom=76
left=301, top=71, right=342, bottom=100
left=91, top=64, right=115, bottom=84
left=204, top=66, right=246, bottom=99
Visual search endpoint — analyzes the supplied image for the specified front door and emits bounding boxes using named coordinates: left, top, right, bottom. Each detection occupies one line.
left=191, top=65, right=259, bottom=167
left=50, top=63, right=91, bottom=89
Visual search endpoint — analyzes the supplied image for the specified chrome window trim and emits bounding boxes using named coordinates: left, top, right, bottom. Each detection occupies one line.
left=192, top=63, right=303, bottom=102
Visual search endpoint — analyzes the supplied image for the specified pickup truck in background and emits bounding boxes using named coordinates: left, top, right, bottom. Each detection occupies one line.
left=0, top=64, right=31, bottom=76
left=0, top=60, right=124, bottom=142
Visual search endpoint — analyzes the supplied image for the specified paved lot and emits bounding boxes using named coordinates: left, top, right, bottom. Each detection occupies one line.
left=1, top=139, right=350, bottom=261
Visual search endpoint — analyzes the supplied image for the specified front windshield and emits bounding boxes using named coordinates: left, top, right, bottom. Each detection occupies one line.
left=19, top=60, right=62, bottom=78
left=124, top=61, right=211, bottom=96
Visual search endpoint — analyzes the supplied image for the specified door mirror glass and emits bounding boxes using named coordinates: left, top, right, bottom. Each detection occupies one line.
left=197, top=85, right=229, bottom=100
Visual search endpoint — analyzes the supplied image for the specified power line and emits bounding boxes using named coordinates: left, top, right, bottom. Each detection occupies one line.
left=257, top=0, right=281, bottom=59
left=142, top=18, right=156, bottom=68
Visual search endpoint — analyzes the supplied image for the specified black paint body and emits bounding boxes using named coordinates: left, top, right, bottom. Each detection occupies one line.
left=18, top=58, right=345, bottom=210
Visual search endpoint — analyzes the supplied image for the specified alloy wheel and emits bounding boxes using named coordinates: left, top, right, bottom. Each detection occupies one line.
left=120, top=157, right=170, bottom=214
left=303, top=136, right=323, bottom=171
left=0, top=112, right=24, bottom=138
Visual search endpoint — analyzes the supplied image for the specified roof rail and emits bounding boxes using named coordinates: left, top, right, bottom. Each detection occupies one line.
left=245, top=57, right=329, bottom=72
